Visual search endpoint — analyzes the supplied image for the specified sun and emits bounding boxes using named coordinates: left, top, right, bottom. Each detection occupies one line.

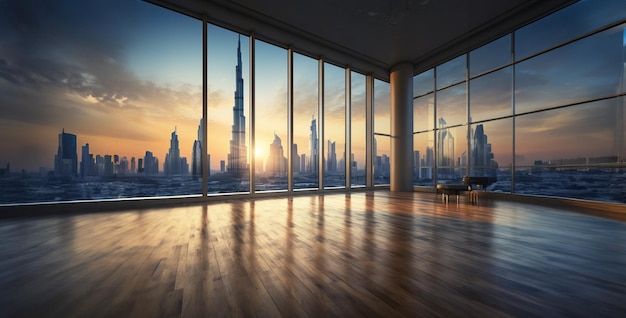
left=254, top=147, right=264, bottom=158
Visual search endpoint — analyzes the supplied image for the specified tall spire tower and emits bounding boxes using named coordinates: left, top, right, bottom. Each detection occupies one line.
left=228, top=36, right=248, bottom=178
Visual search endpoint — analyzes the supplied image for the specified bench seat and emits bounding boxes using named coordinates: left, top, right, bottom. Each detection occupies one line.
left=436, top=184, right=470, bottom=202
left=436, top=176, right=495, bottom=203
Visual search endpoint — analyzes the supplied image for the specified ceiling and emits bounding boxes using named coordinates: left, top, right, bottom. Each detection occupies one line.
left=147, top=0, right=574, bottom=80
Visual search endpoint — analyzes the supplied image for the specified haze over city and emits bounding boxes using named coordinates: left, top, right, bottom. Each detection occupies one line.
left=1, top=0, right=624, bottom=175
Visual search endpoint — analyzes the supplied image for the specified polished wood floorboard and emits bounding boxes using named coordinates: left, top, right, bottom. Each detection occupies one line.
left=1, top=191, right=625, bottom=317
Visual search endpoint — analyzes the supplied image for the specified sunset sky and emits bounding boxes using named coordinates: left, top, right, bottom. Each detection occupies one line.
left=0, top=0, right=388, bottom=173
left=0, top=0, right=624, bottom=173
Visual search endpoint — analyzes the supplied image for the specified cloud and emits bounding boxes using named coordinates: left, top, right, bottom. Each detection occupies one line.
left=470, top=68, right=512, bottom=119
left=515, top=98, right=621, bottom=164
left=0, top=0, right=205, bottom=170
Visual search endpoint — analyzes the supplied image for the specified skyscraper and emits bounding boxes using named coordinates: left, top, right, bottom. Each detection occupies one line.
left=144, top=151, right=158, bottom=175
left=267, top=133, right=287, bottom=177
left=292, top=144, right=300, bottom=173
left=300, top=154, right=306, bottom=175
left=327, top=140, right=337, bottom=172
left=54, top=129, right=77, bottom=177
left=437, top=118, right=455, bottom=179
left=413, top=150, right=421, bottom=179
left=228, top=36, right=248, bottom=178
left=192, top=119, right=204, bottom=180
left=119, top=157, right=129, bottom=175
left=165, top=127, right=188, bottom=176
left=80, top=143, right=95, bottom=178
left=104, top=154, right=113, bottom=177
left=424, top=146, right=434, bottom=179
left=471, top=124, right=496, bottom=177
left=308, top=116, right=318, bottom=173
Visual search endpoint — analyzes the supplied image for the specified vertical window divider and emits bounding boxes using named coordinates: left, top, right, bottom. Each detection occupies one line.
left=466, top=54, right=471, bottom=178
left=511, top=31, right=516, bottom=193
left=318, top=59, right=325, bottom=189
left=288, top=47, right=294, bottom=193
left=433, top=68, right=438, bottom=186
left=202, top=16, right=208, bottom=197
left=249, top=35, right=256, bottom=195
left=345, top=68, right=351, bottom=188
left=365, top=74, right=374, bottom=189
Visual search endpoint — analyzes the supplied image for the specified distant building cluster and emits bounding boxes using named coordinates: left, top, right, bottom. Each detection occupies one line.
left=53, top=127, right=196, bottom=178
left=260, top=122, right=358, bottom=179
left=374, top=138, right=390, bottom=180
left=77, top=140, right=161, bottom=178
left=48, top=38, right=366, bottom=181
left=413, top=120, right=497, bottom=181
left=533, top=156, right=621, bottom=172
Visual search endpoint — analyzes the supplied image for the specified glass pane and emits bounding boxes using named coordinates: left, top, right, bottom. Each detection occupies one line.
left=374, top=136, right=391, bottom=185
left=293, top=53, right=319, bottom=190
left=255, top=40, right=287, bottom=192
left=437, top=83, right=466, bottom=127
left=413, top=132, right=434, bottom=187
left=374, top=79, right=390, bottom=186
left=470, top=34, right=511, bottom=77
left=413, top=93, right=435, bottom=133
left=351, top=72, right=367, bottom=187
left=0, top=1, right=202, bottom=204
left=324, top=63, right=346, bottom=188
left=515, top=0, right=626, bottom=61
left=413, top=69, right=434, bottom=97
left=469, top=67, right=512, bottom=122
left=515, top=99, right=625, bottom=203
left=470, top=120, right=512, bottom=193
left=208, top=27, right=250, bottom=194
left=374, top=79, right=390, bottom=135
left=436, top=55, right=466, bottom=89
left=516, top=25, right=626, bottom=114
left=436, top=125, right=467, bottom=183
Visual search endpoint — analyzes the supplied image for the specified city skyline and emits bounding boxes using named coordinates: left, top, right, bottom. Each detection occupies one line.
left=1, top=0, right=623, bottom=174
left=49, top=125, right=359, bottom=177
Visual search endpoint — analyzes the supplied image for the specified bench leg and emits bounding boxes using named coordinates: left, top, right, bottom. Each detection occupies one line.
left=468, top=190, right=479, bottom=203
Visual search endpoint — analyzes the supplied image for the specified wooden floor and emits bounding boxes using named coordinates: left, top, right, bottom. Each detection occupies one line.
left=1, top=191, right=625, bottom=317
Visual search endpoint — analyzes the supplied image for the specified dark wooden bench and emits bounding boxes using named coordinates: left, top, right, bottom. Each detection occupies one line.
left=436, top=176, right=495, bottom=203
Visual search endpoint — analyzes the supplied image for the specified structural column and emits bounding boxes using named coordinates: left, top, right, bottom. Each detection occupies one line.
left=390, top=62, right=413, bottom=192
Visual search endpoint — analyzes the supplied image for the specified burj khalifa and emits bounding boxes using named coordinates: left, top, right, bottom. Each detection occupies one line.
left=228, top=36, right=248, bottom=178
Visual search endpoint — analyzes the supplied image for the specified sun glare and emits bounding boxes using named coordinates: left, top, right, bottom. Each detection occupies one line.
left=255, top=147, right=263, bottom=158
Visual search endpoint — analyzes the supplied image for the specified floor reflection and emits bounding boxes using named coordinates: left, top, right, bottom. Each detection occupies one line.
left=1, top=192, right=625, bottom=317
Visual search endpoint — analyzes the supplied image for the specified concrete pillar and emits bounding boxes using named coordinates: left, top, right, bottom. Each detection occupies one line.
left=390, top=63, right=413, bottom=192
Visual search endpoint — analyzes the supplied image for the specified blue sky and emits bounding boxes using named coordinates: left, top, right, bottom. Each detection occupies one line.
left=0, top=0, right=204, bottom=170
left=0, top=0, right=358, bottom=172
left=0, top=0, right=623, bottom=172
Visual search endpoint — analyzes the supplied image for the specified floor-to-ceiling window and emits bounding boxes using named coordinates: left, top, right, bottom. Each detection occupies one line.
left=0, top=0, right=202, bottom=204
left=1, top=0, right=414, bottom=208
left=412, top=68, right=435, bottom=187
left=413, top=0, right=626, bottom=204
left=254, top=40, right=288, bottom=192
left=374, top=79, right=391, bottom=185
left=435, top=55, right=467, bottom=184
left=323, top=63, right=346, bottom=188
left=292, top=53, right=319, bottom=190
left=351, top=72, right=367, bottom=187
left=207, top=26, right=250, bottom=194
left=468, top=35, right=513, bottom=193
